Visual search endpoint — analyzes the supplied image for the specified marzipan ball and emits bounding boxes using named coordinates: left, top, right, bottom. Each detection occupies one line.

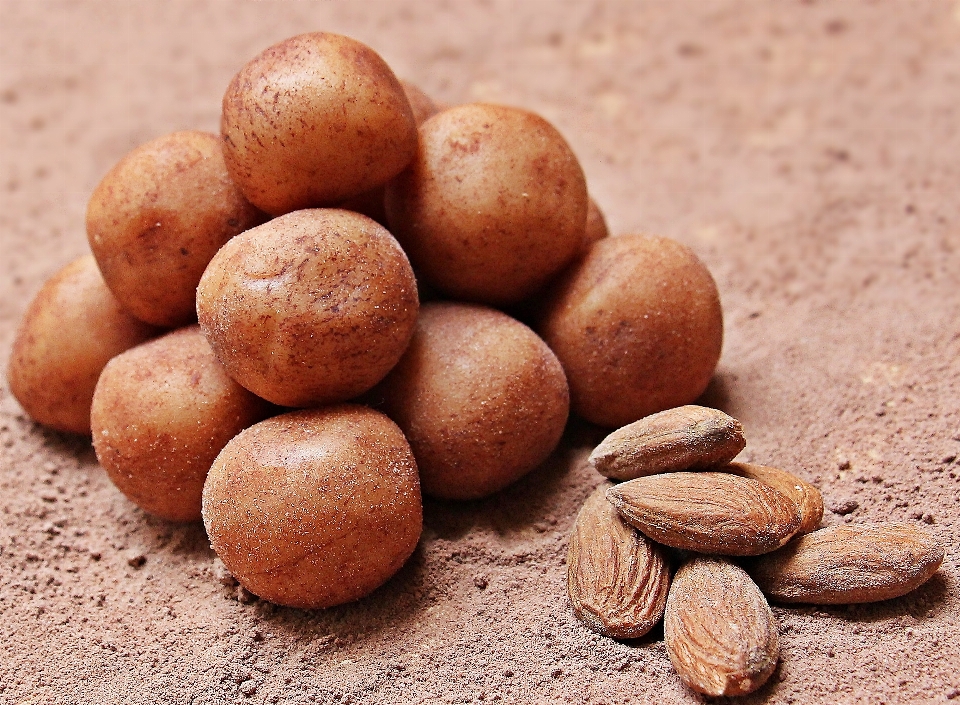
left=196, top=208, right=419, bottom=407
left=336, top=80, right=441, bottom=225
left=202, top=405, right=422, bottom=609
left=7, top=256, right=158, bottom=435
left=581, top=197, right=609, bottom=255
left=399, top=79, right=441, bottom=126
left=336, top=186, right=389, bottom=227
left=385, top=103, right=588, bottom=306
left=504, top=196, right=607, bottom=326
left=91, top=326, right=269, bottom=522
left=86, top=130, right=262, bottom=328
left=375, top=302, right=569, bottom=500
left=538, top=235, right=723, bottom=428
left=221, top=32, right=418, bottom=216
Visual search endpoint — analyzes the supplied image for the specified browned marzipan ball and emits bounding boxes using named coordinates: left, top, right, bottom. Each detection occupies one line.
left=505, top=196, right=609, bottom=327
left=221, top=32, right=418, bottom=216
left=385, top=103, right=589, bottom=306
left=336, top=186, right=389, bottom=227
left=196, top=208, right=419, bottom=408
left=399, top=79, right=441, bottom=126
left=91, top=326, right=270, bottom=522
left=581, top=197, right=609, bottom=255
left=336, top=80, right=442, bottom=225
left=7, top=256, right=158, bottom=435
left=86, top=130, right=263, bottom=328
left=375, top=302, right=570, bottom=500
left=202, top=405, right=422, bottom=609
left=537, top=234, right=723, bottom=428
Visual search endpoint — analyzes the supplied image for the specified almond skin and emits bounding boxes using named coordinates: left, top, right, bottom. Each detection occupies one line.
left=567, top=482, right=670, bottom=639
left=665, top=556, right=779, bottom=697
left=748, top=522, right=944, bottom=604
left=723, top=462, right=824, bottom=535
left=607, top=472, right=801, bottom=556
left=589, top=405, right=745, bottom=481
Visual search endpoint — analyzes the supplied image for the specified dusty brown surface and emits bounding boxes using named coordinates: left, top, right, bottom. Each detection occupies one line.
left=1, top=1, right=959, bottom=703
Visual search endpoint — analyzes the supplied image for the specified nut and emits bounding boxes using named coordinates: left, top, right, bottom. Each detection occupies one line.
left=606, top=471, right=800, bottom=555
left=665, top=556, right=779, bottom=696
left=567, top=482, right=670, bottom=639
left=589, top=405, right=745, bottom=481
left=723, top=461, right=824, bottom=535
left=748, top=522, right=944, bottom=604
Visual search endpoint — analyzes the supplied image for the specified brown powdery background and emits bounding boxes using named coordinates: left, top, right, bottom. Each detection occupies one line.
left=1, top=1, right=959, bottom=703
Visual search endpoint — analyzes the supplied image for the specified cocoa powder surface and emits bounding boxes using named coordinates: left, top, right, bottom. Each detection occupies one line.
left=1, top=1, right=958, bottom=703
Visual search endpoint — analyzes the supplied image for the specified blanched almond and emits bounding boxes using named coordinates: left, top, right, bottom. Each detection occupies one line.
left=607, top=472, right=801, bottom=556
left=567, top=482, right=670, bottom=639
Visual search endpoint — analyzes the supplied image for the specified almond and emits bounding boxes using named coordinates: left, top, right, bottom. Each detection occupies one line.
left=664, top=556, right=779, bottom=697
left=723, top=462, right=823, bottom=535
left=607, top=471, right=801, bottom=555
left=567, top=482, right=670, bottom=639
left=589, top=405, right=745, bottom=481
left=748, top=522, right=944, bottom=604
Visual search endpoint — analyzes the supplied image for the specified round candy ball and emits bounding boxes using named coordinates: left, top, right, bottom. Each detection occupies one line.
left=91, top=326, right=269, bottom=522
left=7, top=256, right=158, bottom=435
left=202, top=405, right=423, bottom=609
left=581, top=197, right=609, bottom=255
left=221, top=32, right=418, bottom=216
left=86, top=130, right=262, bottom=328
left=196, top=208, right=419, bottom=407
left=399, top=79, right=441, bottom=127
left=336, top=80, right=441, bottom=226
left=538, top=234, right=723, bottom=428
left=385, top=103, right=588, bottom=306
left=375, top=302, right=570, bottom=500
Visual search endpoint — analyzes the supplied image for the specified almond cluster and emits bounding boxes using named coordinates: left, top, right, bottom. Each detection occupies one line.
left=567, top=404, right=945, bottom=697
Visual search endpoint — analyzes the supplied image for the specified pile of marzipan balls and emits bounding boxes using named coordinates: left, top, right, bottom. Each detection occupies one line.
left=7, top=33, right=723, bottom=609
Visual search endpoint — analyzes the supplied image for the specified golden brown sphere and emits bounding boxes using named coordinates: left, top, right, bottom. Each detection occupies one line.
left=335, top=80, right=441, bottom=225
left=221, top=32, right=418, bottom=216
left=91, top=326, right=269, bottom=522
left=196, top=208, right=419, bottom=407
left=538, top=235, right=723, bottom=428
left=86, top=130, right=262, bottom=328
left=385, top=103, right=588, bottom=306
left=202, top=405, right=422, bottom=609
left=7, top=256, right=158, bottom=434
left=581, top=197, right=610, bottom=255
left=375, top=302, right=569, bottom=500
left=399, top=79, right=441, bottom=126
